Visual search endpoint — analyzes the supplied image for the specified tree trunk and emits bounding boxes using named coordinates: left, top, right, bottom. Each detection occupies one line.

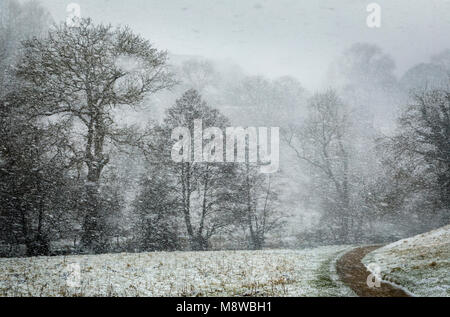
left=80, top=181, right=105, bottom=253
left=80, top=116, right=108, bottom=254
left=191, top=235, right=209, bottom=251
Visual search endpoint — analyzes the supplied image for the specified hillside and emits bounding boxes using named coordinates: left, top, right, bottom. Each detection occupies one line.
left=363, top=225, right=450, bottom=297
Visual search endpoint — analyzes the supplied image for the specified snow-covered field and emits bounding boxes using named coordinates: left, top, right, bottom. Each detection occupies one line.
left=0, top=246, right=355, bottom=297
left=363, top=225, right=450, bottom=297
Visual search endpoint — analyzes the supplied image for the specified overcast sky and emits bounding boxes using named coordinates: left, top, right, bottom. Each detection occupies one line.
left=39, top=0, right=450, bottom=90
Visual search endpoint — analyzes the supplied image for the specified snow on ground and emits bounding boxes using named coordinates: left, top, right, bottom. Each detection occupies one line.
left=363, top=225, right=450, bottom=297
left=0, top=246, right=354, bottom=297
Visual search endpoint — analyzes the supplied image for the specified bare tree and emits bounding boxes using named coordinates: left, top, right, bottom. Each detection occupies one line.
left=283, top=90, right=355, bottom=243
left=15, top=18, right=174, bottom=252
left=234, top=162, right=282, bottom=250
left=148, top=90, right=237, bottom=251
left=179, top=59, right=217, bottom=93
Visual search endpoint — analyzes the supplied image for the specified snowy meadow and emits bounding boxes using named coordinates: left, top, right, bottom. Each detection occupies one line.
left=0, top=246, right=355, bottom=297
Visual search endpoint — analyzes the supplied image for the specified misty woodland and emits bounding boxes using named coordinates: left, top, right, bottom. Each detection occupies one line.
left=0, top=0, right=449, bottom=256
left=0, top=0, right=448, bottom=298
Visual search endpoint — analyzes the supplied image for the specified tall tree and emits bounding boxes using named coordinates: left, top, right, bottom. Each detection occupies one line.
left=283, top=90, right=356, bottom=243
left=148, top=89, right=236, bottom=251
left=15, top=18, right=174, bottom=252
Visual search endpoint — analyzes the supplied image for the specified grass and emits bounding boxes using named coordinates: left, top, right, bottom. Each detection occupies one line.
left=363, top=224, right=450, bottom=297
left=0, top=246, right=353, bottom=297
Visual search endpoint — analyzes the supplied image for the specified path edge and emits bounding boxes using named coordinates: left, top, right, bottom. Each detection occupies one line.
left=329, top=246, right=358, bottom=297
left=362, top=250, right=417, bottom=297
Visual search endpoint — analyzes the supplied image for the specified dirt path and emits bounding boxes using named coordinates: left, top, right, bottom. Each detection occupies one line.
left=336, top=246, right=410, bottom=297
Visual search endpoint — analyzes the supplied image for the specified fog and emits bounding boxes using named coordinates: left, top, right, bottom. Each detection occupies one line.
left=1, top=0, right=449, bottom=257
left=39, top=0, right=450, bottom=90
